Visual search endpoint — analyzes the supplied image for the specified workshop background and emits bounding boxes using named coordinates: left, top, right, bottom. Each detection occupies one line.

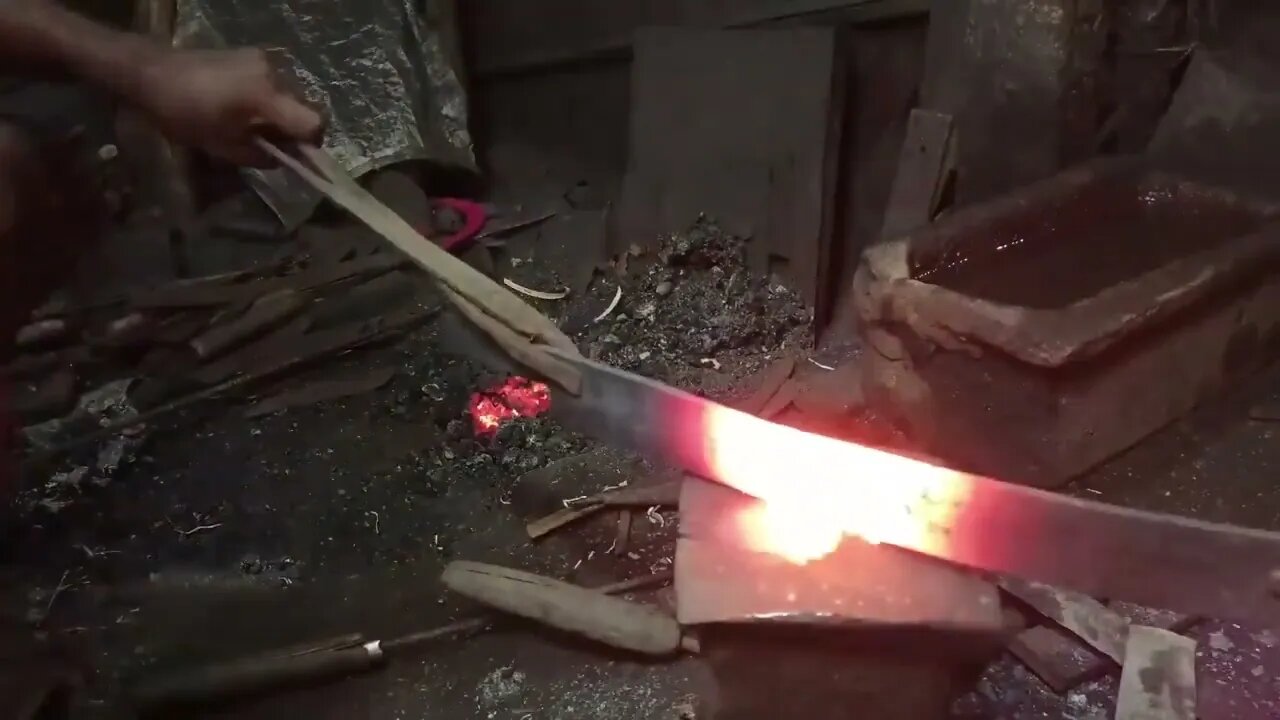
left=5, top=0, right=1280, bottom=719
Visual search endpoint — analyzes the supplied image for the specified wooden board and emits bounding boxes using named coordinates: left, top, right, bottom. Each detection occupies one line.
left=619, top=27, right=845, bottom=318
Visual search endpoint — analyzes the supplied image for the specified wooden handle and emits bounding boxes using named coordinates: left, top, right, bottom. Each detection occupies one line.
left=442, top=561, right=682, bottom=655
left=131, top=643, right=384, bottom=712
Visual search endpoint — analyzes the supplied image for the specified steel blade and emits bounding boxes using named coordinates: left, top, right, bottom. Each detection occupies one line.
left=545, top=348, right=1280, bottom=627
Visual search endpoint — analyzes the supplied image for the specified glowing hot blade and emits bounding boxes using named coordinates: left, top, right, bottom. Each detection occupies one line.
left=700, top=404, right=974, bottom=561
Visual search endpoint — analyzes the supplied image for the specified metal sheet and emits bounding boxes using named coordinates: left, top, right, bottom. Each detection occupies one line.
left=545, top=347, right=1280, bottom=628
left=175, top=0, right=476, bottom=228
left=676, top=477, right=1004, bottom=634
left=1114, top=626, right=1197, bottom=720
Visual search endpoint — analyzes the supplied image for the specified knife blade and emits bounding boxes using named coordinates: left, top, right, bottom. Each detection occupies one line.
left=543, top=347, right=1280, bottom=628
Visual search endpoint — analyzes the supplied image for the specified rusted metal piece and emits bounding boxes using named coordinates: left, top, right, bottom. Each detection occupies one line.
left=855, top=158, right=1280, bottom=485
left=999, top=578, right=1127, bottom=663
left=1009, top=601, right=1198, bottom=693
left=675, top=477, right=1005, bottom=638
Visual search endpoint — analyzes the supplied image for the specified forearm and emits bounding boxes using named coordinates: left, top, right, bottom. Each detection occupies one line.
left=0, top=1, right=166, bottom=104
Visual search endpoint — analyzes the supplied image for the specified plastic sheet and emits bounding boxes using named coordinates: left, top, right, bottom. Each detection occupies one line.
left=174, top=0, right=476, bottom=229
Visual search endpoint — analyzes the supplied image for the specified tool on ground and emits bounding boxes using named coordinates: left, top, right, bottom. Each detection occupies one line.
left=258, top=138, right=584, bottom=394
left=130, top=572, right=671, bottom=712
left=442, top=561, right=695, bottom=656
left=542, top=346, right=1280, bottom=628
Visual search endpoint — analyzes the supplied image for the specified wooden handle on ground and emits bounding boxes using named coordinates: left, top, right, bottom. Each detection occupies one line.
left=442, top=561, right=683, bottom=655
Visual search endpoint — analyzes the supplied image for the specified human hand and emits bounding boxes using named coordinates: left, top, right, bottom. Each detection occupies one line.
left=138, top=47, right=323, bottom=167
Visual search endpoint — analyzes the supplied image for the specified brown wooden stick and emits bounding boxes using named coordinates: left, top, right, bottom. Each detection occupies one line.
left=442, top=286, right=582, bottom=394
left=441, top=562, right=682, bottom=655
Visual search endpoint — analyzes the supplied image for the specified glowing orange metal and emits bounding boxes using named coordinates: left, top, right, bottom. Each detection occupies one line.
left=701, top=405, right=974, bottom=564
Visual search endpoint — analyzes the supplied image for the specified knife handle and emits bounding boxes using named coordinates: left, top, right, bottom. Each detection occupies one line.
left=131, top=642, right=384, bottom=713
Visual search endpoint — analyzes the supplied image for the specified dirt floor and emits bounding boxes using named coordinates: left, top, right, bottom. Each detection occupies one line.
left=3, top=295, right=1280, bottom=718
left=2, top=147, right=1279, bottom=719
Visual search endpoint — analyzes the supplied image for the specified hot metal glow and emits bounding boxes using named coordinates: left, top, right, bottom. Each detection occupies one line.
left=701, top=404, right=974, bottom=564
left=468, top=376, right=552, bottom=437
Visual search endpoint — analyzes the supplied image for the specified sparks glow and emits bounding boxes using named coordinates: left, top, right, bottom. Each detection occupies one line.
left=701, top=405, right=974, bottom=564
left=468, top=376, right=552, bottom=438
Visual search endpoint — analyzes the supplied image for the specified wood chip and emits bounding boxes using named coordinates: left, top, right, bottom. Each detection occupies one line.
left=593, top=286, right=622, bottom=323
left=1114, top=626, right=1196, bottom=720
left=502, top=277, right=570, bottom=300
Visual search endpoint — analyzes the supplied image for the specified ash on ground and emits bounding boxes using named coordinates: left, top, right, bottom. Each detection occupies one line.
left=556, top=218, right=811, bottom=398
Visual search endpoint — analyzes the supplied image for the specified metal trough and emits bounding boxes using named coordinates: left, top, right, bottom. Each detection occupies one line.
left=853, top=158, right=1280, bottom=487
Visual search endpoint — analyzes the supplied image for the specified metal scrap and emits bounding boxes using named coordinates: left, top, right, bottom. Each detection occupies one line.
left=1000, top=577, right=1128, bottom=664
left=1115, top=626, right=1197, bottom=720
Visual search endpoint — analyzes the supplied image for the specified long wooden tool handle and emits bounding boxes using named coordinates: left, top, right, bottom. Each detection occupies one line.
left=131, top=643, right=385, bottom=713
left=257, top=139, right=578, bottom=355
left=442, top=561, right=683, bottom=656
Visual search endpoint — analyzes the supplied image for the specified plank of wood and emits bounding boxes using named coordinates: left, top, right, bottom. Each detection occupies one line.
left=1115, top=626, right=1197, bottom=720
left=1000, top=577, right=1127, bottom=663
left=881, top=109, right=953, bottom=239
left=441, top=561, right=683, bottom=655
